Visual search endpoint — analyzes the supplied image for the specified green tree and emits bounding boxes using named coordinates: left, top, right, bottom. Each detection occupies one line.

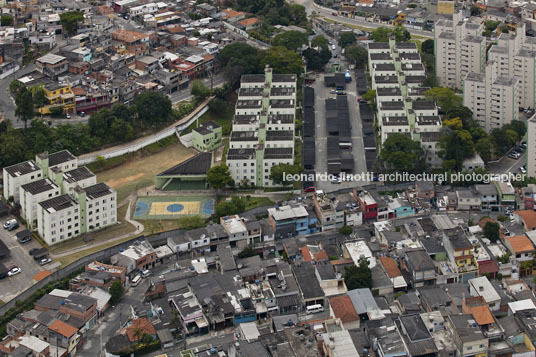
left=269, top=163, right=302, bottom=186
left=32, top=88, right=48, bottom=109
left=508, top=120, right=526, bottom=139
left=1, top=15, right=13, bottom=26
left=190, top=80, right=211, bottom=100
left=60, top=11, right=84, bottom=35
left=206, top=165, right=233, bottom=192
left=9, top=80, right=24, bottom=95
left=421, top=39, right=434, bottom=54
left=344, top=257, right=372, bottom=290
left=272, top=30, right=308, bottom=51
left=381, top=133, right=426, bottom=174
left=425, top=87, right=462, bottom=114
left=15, top=87, right=35, bottom=130
left=132, top=328, right=144, bottom=341
left=215, top=196, right=246, bottom=217
left=475, top=137, right=493, bottom=163
left=177, top=216, right=206, bottom=230
left=338, top=32, right=356, bottom=48
left=362, top=89, right=376, bottom=109
left=370, top=26, right=410, bottom=42
left=217, top=43, right=260, bottom=88
left=302, top=47, right=331, bottom=70
left=238, top=247, right=257, bottom=259
left=339, top=226, right=353, bottom=235
left=311, top=35, right=329, bottom=50
left=260, top=46, right=303, bottom=77
left=109, top=280, right=125, bottom=304
left=439, top=118, right=476, bottom=171
left=344, top=44, right=368, bottom=68
left=483, top=221, right=500, bottom=243
left=133, top=91, right=172, bottom=125
left=471, top=5, right=482, bottom=16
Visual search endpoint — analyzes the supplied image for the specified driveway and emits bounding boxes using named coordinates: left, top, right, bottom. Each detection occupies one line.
left=0, top=216, right=47, bottom=303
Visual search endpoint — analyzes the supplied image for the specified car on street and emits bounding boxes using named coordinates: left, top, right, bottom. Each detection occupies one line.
left=29, top=248, right=39, bottom=255
left=330, top=89, right=337, bottom=94
left=508, top=152, right=520, bottom=159
left=66, top=114, right=71, bottom=119
left=39, top=258, right=52, bottom=266
left=521, top=141, right=527, bottom=148
left=8, top=266, right=21, bottom=277
left=520, top=166, right=527, bottom=174
left=304, top=186, right=316, bottom=193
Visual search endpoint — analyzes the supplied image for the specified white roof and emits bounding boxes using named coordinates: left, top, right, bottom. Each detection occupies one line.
left=240, top=322, right=260, bottom=342
left=19, top=335, right=49, bottom=353
left=185, top=55, right=204, bottom=64
left=468, top=277, right=500, bottom=303
left=81, top=286, right=111, bottom=311
left=37, top=53, right=66, bottom=64
left=191, top=258, right=208, bottom=274
left=344, top=241, right=376, bottom=268
left=49, top=288, right=72, bottom=298
left=268, top=205, right=308, bottom=221
left=509, top=299, right=536, bottom=313
left=320, top=330, right=359, bottom=356
left=221, top=215, right=247, bottom=234
left=163, top=51, right=179, bottom=62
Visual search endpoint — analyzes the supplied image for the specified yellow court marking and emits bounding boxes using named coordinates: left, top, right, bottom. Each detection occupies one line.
left=148, top=201, right=201, bottom=216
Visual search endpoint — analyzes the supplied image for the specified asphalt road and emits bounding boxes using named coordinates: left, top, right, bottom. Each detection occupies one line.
left=297, top=0, right=434, bottom=38
left=0, top=216, right=47, bottom=303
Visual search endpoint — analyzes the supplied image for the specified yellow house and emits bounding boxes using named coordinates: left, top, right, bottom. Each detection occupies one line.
left=38, top=83, right=75, bottom=115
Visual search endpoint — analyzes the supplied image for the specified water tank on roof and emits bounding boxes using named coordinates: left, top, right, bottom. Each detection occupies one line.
left=61, top=300, right=65, bottom=305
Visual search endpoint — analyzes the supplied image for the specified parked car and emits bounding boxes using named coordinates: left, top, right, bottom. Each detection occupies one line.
left=80, top=111, right=85, bottom=117
left=18, top=235, right=31, bottom=244
left=39, top=258, right=52, bottom=266
left=29, top=248, right=39, bottom=255
left=66, top=114, right=71, bottom=119
left=3, top=219, right=18, bottom=231
left=508, top=152, right=520, bottom=159
left=141, top=269, right=152, bottom=278
left=304, top=186, right=316, bottom=193
left=7, top=266, right=21, bottom=277
left=520, top=166, right=527, bottom=174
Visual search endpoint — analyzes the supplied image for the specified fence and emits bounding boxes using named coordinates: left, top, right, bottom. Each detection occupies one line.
left=0, top=229, right=182, bottom=316
left=78, top=99, right=212, bottom=165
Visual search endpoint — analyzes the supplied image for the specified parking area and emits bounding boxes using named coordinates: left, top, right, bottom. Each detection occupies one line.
left=313, top=73, right=369, bottom=192
left=0, top=216, right=48, bottom=303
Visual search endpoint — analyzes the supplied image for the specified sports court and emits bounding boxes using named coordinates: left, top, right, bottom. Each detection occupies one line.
left=133, top=196, right=214, bottom=220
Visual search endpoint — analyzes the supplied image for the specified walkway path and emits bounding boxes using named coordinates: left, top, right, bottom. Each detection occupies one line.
left=50, top=196, right=144, bottom=258
left=78, top=96, right=214, bottom=164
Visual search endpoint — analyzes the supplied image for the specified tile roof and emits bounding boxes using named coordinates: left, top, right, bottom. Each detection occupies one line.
left=467, top=304, right=494, bottom=325
left=49, top=320, right=78, bottom=338
left=126, top=318, right=156, bottom=342
left=329, top=295, right=359, bottom=324
left=378, top=256, right=401, bottom=278
left=506, top=235, right=535, bottom=253
left=238, top=17, right=261, bottom=27
left=33, top=270, right=52, bottom=282
left=515, top=210, right=536, bottom=230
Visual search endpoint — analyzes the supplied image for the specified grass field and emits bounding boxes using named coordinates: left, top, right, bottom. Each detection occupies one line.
left=95, top=141, right=194, bottom=202
left=245, top=197, right=274, bottom=210
left=50, top=204, right=136, bottom=254
left=186, top=105, right=234, bottom=136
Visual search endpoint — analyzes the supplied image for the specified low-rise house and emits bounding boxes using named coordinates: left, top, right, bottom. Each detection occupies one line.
left=447, top=314, right=489, bottom=357
left=404, top=249, right=437, bottom=287
left=442, top=227, right=478, bottom=282
left=495, top=181, right=516, bottom=209
left=514, top=210, right=536, bottom=231
left=475, top=184, right=499, bottom=211
left=468, top=276, right=501, bottom=311
left=398, top=314, right=439, bottom=357
left=35, top=53, right=68, bottom=78
left=192, top=121, right=222, bottom=152
left=456, top=189, right=482, bottom=211
left=267, top=204, right=310, bottom=239
left=48, top=320, right=80, bottom=356
left=220, top=215, right=248, bottom=249
left=504, top=235, right=535, bottom=262
left=293, top=262, right=325, bottom=308
left=110, top=240, right=157, bottom=275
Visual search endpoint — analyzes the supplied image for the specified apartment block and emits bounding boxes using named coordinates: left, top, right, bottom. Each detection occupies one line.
left=527, top=114, right=536, bottom=178
left=37, top=194, right=81, bottom=245
left=20, top=179, right=61, bottom=229
left=463, top=62, right=520, bottom=132
left=2, top=160, right=43, bottom=202
left=74, top=182, right=117, bottom=233
left=434, top=11, right=486, bottom=89
left=368, top=39, right=442, bottom=168
left=226, top=67, right=296, bottom=187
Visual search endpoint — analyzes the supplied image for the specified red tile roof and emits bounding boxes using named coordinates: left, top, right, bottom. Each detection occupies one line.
left=506, top=235, right=535, bottom=253
left=237, top=18, right=261, bottom=27
left=329, top=295, right=359, bottom=324
left=49, top=320, right=78, bottom=338
left=515, top=210, right=536, bottom=230
left=378, top=256, right=401, bottom=278
left=478, top=260, right=499, bottom=275
left=126, top=318, right=156, bottom=342
left=33, top=270, right=51, bottom=282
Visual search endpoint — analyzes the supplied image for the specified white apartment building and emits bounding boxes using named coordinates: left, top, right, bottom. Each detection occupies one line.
left=74, top=183, right=117, bottom=233
left=434, top=11, right=486, bottom=89
left=35, top=150, right=78, bottom=179
left=226, top=68, right=296, bottom=187
left=37, top=194, right=81, bottom=245
left=129, top=2, right=159, bottom=16
left=58, top=166, right=97, bottom=194
left=368, top=39, right=442, bottom=168
left=20, top=179, right=61, bottom=229
left=463, top=62, right=520, bottom=132
left=527, top=114, right=536, bottom=178
left=3, top=161, right=43, bottom=202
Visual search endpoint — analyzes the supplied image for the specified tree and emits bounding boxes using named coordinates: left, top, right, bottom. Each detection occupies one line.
left=421, top=39, right=434, bottom=55
left=207, top=165, right=233, bottom=192
left=9, top=80, right=24, bottom=95
left=370, top=26, right=410, bottom=42
left=362, top=89, right=376, bottom=109
left=60, top=11, right=84, bottom=36
left=338, top=32, right=356, bottom=48
left=142, top=334, right=154, bottom=344
left=344, top=44, right=368, bottom=68
left=381, top=134, right=426, bottom=174
left=483, top=221, right=500, bottom=243
left=471, top=5, right=482, bottom=16
left=272, top=30, right=308, bottom=51
left=426, top=87, right=462, bottom=114
left=260, top=46, right=303, bottom=77
left=190, top=80, right=211, bottom=100
left=302, top=47, right=331, bottom=70
left=439, top=119, right=476, bottom=171
left=109, top=280, right=125, bottom=304
left=218, top=43, right=260, bottom=88
left=339, top=226, right=353, bottom=235
left=32, top=88, right=48, bottom=109
left=311, top=35, right=329, bottom=50
left=133, top=91, right=172, bottom=125
left=475, top=137, right=493, bottom=163
left=238, top=247, right=257, bottom=259
left=132, top=328, right=144, bottom=342
left=177, top=216, right=206, bottom=230
left=508, top=120, right=526, bottom=139
left=215, top=196, right=246, bottom=217
left=1, top=15, right=13, bottom=26
left=15, top=87, right=35, bottom=130
left=344, top=257, right=372, bottom=290
left=270, top=163, right=302, bottom=186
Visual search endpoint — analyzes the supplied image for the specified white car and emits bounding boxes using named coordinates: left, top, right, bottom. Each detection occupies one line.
left=8, top=267, right=21, bottom=277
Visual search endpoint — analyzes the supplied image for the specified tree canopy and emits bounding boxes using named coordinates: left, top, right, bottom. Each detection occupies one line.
left=109, top=280, right=125, bottom=305
left=338, top=32, right=356, bottom=48
left=370, top=26, right=410, bottom=42
left=344, top=44, right=368, bottom=68
left=15, top=87, right=34, bottom=130
left=421, top=39, right=434, bottom=55
left=303, top=47, right=331, bottom=70
left=311, top=35, right=329, bottom=50
left=270, top=163, right=302, bottom=186
left=260, top=46, right=303, bottom=76
left=190, top=80, right=211, bottom=99
left=207, top=165, right=233, bottom=190
left=344, top=257, right=372, bottom=290
left=1, top=15, right=13, bottom=26
left=272, top=30, right=308, bottom=51
left=215, top=196, right=246, bottom=218
left=483, top=221, right=500, bottom=243
left=60, top=11, right=84, bottom=35
left=381, top=133, right=426, bottom=174
left=235, top=0, right=307, bottom=27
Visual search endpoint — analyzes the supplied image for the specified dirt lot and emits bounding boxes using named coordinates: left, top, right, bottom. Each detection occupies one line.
left=96, top=141, right=194, bottom=203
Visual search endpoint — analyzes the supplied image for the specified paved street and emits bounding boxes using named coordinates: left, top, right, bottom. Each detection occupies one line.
left=0, top=216, right=47, bottom=303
